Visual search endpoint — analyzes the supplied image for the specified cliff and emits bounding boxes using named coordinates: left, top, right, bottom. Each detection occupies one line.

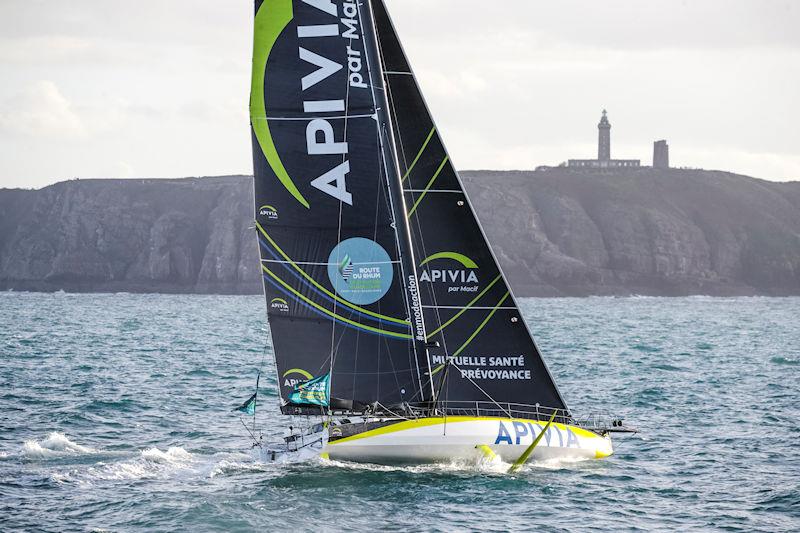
left=1, top=169, right=798, bottom=296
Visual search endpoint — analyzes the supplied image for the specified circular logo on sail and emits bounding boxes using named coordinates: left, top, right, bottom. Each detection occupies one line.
left=327, top=238, right=393, bottom=305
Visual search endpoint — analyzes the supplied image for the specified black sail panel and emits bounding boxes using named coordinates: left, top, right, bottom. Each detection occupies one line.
left=372, top=0, right=569, bottom=415
left=250, top=0, right=428, bottom=413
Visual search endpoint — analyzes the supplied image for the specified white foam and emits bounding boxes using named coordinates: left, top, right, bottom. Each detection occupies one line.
left=140, top=446, right=194, bottom=465
left=208, top=457, right=267, bottom=478
left=525, top=455, right=592, bottom=471
left=321, top=455, right=511, bottom=476
left=79, top=446, right=196, bottom=482
left=21, top=432, right=94, bottom=458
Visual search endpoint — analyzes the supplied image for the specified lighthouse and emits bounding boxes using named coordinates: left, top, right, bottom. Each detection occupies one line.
left=598, top=109, right=611, bottom=162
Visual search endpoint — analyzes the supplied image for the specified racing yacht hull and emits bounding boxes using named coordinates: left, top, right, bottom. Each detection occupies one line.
left=323, top=416, right=612, bottom=465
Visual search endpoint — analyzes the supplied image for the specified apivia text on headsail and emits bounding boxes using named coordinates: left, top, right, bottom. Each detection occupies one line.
left=299, top=0, right=367, bottom=206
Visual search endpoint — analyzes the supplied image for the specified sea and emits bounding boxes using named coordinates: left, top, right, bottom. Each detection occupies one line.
left=1, top=292, right=798, bottom=532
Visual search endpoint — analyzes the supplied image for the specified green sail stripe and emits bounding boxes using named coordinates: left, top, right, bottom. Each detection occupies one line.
left=400, top=126, right=436, bottom=183
left=420, top=251, right=478, bottom=269
left=451, top=291, right=511, bottom=357
left=263, top=265, right=412, bottom=339
left=251, top=0, right=310, bottom=209
left=426, top=274, right=502, bottom=340
left=407, top=156, right=449, bottom=217
left=257, top=222, right=411, bottom=326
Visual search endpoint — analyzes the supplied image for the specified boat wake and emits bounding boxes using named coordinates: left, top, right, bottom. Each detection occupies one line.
left=10, top=432, right=273, bottom=486
left=319, top=453, right=592, bottom=476
left=21, top=432, right=96, bottom=459
left=11, top=432, right=597, bottom=488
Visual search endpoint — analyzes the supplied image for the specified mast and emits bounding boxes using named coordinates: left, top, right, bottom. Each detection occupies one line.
left=359, top=0, right=434, bottom=404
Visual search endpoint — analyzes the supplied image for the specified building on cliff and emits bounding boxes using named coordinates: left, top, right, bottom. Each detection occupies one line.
left=567, top=110, right=641, bottom=169
left=653, top=139, right=669, bottom=168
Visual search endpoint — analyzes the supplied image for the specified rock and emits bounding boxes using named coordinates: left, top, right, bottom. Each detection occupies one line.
left=0, top=169, right=798, bottom=296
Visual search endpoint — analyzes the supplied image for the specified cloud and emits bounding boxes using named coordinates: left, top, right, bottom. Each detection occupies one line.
left=0, top=80, right=87, bottom=139
left=0, top=0, right=797, bottom=187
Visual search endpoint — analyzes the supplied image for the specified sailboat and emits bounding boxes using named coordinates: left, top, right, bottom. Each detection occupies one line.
left=247, top=0, right=633, bottom=466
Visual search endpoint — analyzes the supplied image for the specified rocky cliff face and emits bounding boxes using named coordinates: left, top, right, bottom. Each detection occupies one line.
left=1, top=169, right=798, bottom=296
left=462, top=169, right=800, bottom=295
left=0, top=176, right=261, bottom=294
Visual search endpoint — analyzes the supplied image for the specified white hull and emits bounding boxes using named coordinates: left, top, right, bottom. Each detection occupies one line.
left=323, top=416, right=612, bottom=465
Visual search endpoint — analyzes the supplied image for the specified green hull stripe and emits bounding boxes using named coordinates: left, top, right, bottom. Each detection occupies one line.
left=401, top=127, right=436, bottom=183
left=452, top=291, right=510, bottom=357
left=257, top=222, right=410, bottom=326
left=407, top=156, right=449, bottom=217
left=263, top=265, right=412, bottom=339
left=420, top=251, right=478, bottom=269
left=426, top=274, right=503, bottom=340
left=251, top=0, right=310, bottom=209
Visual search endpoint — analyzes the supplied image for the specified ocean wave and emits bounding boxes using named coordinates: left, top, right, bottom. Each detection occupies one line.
left=770, top=356, right=799, bottom=366
left=21, top=432, right=95, bottom=459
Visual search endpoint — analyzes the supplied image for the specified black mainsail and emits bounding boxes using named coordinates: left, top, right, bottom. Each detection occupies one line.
left=251, top=0, right=568, bottom=419
left=250, top=0, right=429, bottom=414
left=371, top=0, right=569, bottom=416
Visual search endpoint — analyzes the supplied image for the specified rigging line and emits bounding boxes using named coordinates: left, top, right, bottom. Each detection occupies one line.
left=382, top=40, right=409, bottom=175
left=402, top=189, right=462, bottom=194
left=256, top=222, right=409, bottom=326
left=452, top=292, right=511, bottom=357
left=330, top=21, right=359, bottom=398
left=253, top=113, right=375, bottom=121
left=371, top=0, right=450, bottom=394
left=426, top=275, right=503, bottom=340
left=374, top=401, right=412, bottom=420
left=423, top=305, right=516, bottom=310
left=449, top=361, right=513, bottom=419
left=380, top=41, right=424, bottom=401
left=361, top=0, right=428, bottom=403
left=407, top=156, right=449, bottom=217
left=262, top=266, right=412, bottom=339
left=400, top=126, right=436, bottom=183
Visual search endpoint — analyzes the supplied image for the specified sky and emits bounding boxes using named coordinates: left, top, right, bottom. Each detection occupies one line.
left=0, top=0, right=798, bottom=190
